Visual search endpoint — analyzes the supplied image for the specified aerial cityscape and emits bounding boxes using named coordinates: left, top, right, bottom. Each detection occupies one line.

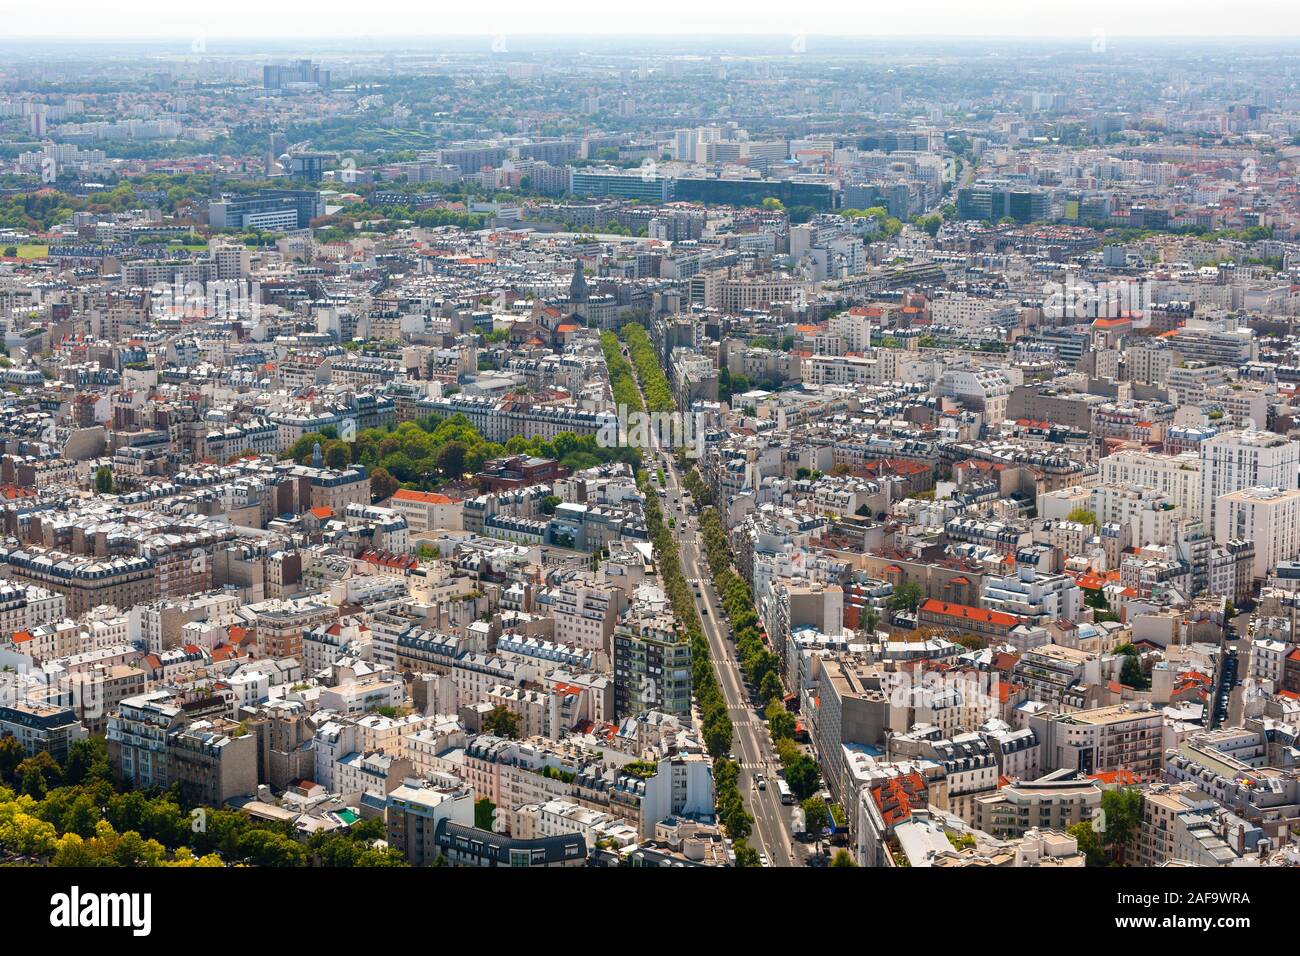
left=0, top=18, right=1298, bottom=890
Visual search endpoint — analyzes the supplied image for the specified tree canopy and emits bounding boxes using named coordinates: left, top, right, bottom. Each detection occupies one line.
left=0, top=736, right=405, bottom=867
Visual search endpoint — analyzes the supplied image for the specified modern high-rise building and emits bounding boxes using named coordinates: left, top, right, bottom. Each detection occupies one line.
left=208, top=190, right=325, bottom=231
left=673, top=176, right=835, bottom=210
left=434, top=144, right=511, bottom=174
left=267, top=131, right=288, bottom=175
left=1213, top=486, right=1300, bottom=581
left=1199, top=428, right=1300, bottom=529
left=612, top=615, right=692, bottom=719
left=570, top=167, right=672, bottom=202
left=285, top=153, right=328, bottom=182
left=263, top=59, right=330, bottom=90
left=957, top=180, right=1050, bottom=222
left=1100, top=448, right=1203, bottom=519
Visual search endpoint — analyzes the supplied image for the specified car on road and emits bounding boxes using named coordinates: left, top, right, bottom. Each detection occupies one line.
left=758, top=853, right=770, bottom=867
left=755, top=773, right=767, bottom=790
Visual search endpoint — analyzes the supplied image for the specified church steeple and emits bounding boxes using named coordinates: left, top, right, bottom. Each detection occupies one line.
left=569, top=258, right=589, bottom=303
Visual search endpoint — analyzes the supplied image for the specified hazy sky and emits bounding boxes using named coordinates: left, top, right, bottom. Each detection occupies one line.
left=4, top=0, right=1300, bottom=42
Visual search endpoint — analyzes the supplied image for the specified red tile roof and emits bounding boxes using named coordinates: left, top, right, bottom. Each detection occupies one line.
left=1089, top=769, right=1140, bottom=787
left=392, top=489, right=460, bottom=504
left=870, top=772, right=927, bottom=828
left=919, top=599, right=1021, bottom=628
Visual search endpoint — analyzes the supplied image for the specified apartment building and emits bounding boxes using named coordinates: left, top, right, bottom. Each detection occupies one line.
left=810, top=657, right=889, bottom=802
left=981, top=562, right=1080, bottom=626
left=462, top=735, right=581, bottom=812
left=0, top=547, right=157, bottom=617
left=385, top=782, right=475, bottom=866
left=1031, top=704, right=1164, bottom=779
left=974, top=772, right=1103, bottom=838
left=0, top=702, right=87, bottom=762
left=546, top=576, right=626, bottom=654
left=335, top=750, right=414, bottom=799
left=241, top=596, right=339, bottom=659
left=0, top=583, right=66, bottom=640
left=106, top=691, right=183, bottom=790
left=602, top=754, right=716, bottom=839
left=1137, top=782, right=1268, bottom=867
left=433, top=818, right=587, bottom=867
left=387, top=489, right=464, bottom=532
left=940, top=368, right=1017, bottom=428
left=1213, top=486, right=1300, bottom=581
left=1011, top=644, right=1098, bottom=710
left=241, top=702, right=315, bottom=791
left=612, top=611, right=692, bottom=720
left=689, top=268, right=802, bottom=312
left=166, top=719, right=258, bottom=807
left=917, top=599, right=1024, bottom=646
left=318, top=672, right=404, bottom=715
left=65, top=664, right=148, bottom=734
left=1199, top=428, right=1300, bottom=528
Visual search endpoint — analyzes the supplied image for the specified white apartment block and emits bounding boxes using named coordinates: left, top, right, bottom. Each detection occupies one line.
left=387, top=489, right=464, bottom=532
left=1167, top=362, right=1226, bottom=406
left=1199, top=429, right=1300, bottom=528
left=982, top=565, right=1081, bottom=625
left=403, top=717, right=467, bottom=778
left=930, top=295, right=1016, bottom=327
left=0, top=583, right=67, bottom=640
left=1251, top=638, right=1291, bottom=687
left=318, top=674, right=404, bottom=715
left=511, top=798, right=637, bottom=845
left=805, top=353, right=878, bottom=388
left=1098, top=449, right=1201, bottom=518
left=828, top=310, right=875, bottom=352
left=1034, top=704, right=1164, bottom=778
left=939, top=367, right=1018, bottom=428
left=1092, top=485, right=1181, bottom=546
left=548, top=579, right=624, bottom=655
left=1213, top=486, right=1300, bottom=581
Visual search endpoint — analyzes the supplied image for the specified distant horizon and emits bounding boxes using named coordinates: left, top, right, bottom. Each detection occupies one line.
left=5, top=33, right=1300, bottom=58
left=6, top=32, right=1300, bottom=43
left=3, top=0, right=1300, bottom=45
